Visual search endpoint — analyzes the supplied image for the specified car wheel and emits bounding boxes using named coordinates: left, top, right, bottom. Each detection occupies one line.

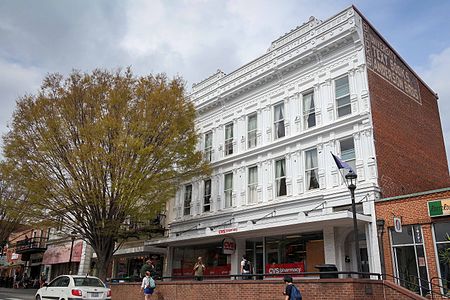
left=35, top=296, right=41, bottom=300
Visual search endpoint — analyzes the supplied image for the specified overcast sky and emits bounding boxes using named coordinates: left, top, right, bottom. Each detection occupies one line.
left=1, top=0, right=449, bottom=168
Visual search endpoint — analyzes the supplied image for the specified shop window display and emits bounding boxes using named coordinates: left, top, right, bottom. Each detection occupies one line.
left=172, top=243, right=230, bottom=277
left=243, top=232, right=324, bottom=278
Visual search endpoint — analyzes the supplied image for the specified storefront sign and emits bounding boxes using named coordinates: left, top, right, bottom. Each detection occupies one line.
left=363, top=21, right=421, bottom=103
left=222, top=238, right=236, bottom=255
left=265, top=262, right=305, bottom=275
left=428, top=199, right=450, bottom=217
left=394, top=217, right=402, bottom=233
left=218, top=228, right=238, bottom=235
left=42, top=241, right=83, bottom=265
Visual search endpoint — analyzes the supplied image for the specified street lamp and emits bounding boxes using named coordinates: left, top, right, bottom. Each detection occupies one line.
left=376, top=219, right=386, bottom=277
left=345, top=170, right=362, bottom=275
left=68, top=230, right=77, bottom=275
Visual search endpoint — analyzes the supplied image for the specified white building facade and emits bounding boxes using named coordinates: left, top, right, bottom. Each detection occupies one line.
left=150, top=6, right=383, bottom=278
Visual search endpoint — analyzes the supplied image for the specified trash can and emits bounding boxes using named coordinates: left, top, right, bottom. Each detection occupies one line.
left=315, top=264, right=338, bottom=278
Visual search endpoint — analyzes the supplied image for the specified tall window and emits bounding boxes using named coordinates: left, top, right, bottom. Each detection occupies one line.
left=204, top=131, right=212, bottom=162
left=203, top=179, right=211, bottom=212
left=248, top=166, right=258, bottom=204
left=391, top=225, right=430, bottom=296
left=340, top=137, right=356, bottom=172
left=434, top=222, right=450, bottom=295
left=183, top=184, right=192, bottom=216
left=225, top=123, right=233, bottom=156
left=303, top=91, right=316, bottom=129
left=274, top=102, right=285, bottom=139
left=335, top=75, right=351, bottom=117
left=305, top=149, right=319, bottom=190
left=275, top=159, right=286, bottom=197
left=248, top=113, right=257, bottom=149
left=224, top=173, right=233, bottom=208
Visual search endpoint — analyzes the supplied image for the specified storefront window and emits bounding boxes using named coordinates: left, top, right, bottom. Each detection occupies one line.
left=172, top=243, right=230, bottom=277
left=391, top=225, right=430, bottom=296
left=113, top=255, right=163, bottom=281
left=265, top=232, right=323, bottom=275
left=434, top=222, right=450, bottom=295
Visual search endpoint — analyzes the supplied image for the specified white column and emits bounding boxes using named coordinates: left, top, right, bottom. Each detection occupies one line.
left=323, top=226, right=337, bottom=265
left=165, top=246, right=174, bottom=278
left=232, top=239, right=246, bottom=279
left=77, top=241, right=93, bottom=276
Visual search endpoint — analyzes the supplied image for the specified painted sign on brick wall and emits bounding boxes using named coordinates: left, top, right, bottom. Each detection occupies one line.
left=363, top=21, right=421, bottom=104
left=428, top=199, right=450, bottom=217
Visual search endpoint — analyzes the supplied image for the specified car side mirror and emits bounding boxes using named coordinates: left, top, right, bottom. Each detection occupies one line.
left=43, top=283, right=48, bottom=287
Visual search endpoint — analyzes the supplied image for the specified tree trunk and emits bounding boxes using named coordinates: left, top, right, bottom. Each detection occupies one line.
left=91, top=237, right=115, bottom=282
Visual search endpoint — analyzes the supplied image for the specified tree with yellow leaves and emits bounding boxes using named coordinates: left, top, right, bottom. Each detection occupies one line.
left=3, top=68, right=209, bottom=280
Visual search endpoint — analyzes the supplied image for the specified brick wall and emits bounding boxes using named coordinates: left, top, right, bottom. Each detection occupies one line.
left=368, top=69, right=450, bottom=198
left=110, top=278, right=425, bottom=300
left=375, top=189, right=450, bottom=298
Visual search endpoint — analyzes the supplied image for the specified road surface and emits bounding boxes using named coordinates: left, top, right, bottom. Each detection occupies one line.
left=0, top=288, right=37, bottom=300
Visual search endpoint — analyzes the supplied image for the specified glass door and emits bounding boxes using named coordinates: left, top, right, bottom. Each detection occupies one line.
left=391, top=225, right=430, bottom=296
left=245, top=239, right=263, bottom=279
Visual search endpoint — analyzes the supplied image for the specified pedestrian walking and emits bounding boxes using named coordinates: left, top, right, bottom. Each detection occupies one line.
left=140, top=259, right=156, bottom=278
left=39, top=272, right=47, bottom=288
left=240, top=255, right=252, bottom=280
left=140, top=271, right=155, bottom=300
left=282, top=275, right=302, bottom=300
left=193, top=256, right=205, bottom=281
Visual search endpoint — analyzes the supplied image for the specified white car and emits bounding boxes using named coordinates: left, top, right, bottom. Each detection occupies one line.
left=35, top=275, right=111, bottom=300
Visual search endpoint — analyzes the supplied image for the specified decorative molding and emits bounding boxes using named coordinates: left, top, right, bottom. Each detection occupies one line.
left=192, top=7, right=358, bottom=109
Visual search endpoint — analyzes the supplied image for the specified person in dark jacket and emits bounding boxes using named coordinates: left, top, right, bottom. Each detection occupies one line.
left=140, top=259, right=156, bottom=278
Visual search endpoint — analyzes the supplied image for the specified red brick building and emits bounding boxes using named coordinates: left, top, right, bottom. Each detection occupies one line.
left=375, top=188, right=450, bottom=297
left=359, top=7, right=449, bottom=198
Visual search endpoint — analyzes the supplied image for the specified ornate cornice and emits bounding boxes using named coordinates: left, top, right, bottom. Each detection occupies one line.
left=192, top=7, right=360, bottom=113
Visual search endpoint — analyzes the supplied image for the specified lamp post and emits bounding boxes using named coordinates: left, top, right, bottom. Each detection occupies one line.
left=345, top=170, right=362, bottom=275
left=376, top=219, right=386, bottom=277
left=68, top=231, right=77, bottom=275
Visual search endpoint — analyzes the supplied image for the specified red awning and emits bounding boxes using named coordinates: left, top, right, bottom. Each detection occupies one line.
left=42, top=241, right=83, bottom=265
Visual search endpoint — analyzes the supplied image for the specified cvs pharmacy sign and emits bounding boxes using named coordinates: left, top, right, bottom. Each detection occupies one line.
left=222, top=238, right=236, bottom=255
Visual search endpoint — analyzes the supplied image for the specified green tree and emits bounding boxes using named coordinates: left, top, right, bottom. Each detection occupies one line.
left=3, top=69, right=209, bottom=280
left=0, top=161, right=30, bottom=247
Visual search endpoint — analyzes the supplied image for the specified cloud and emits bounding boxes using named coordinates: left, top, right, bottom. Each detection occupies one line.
left=0, top=59, right=42, bottom=150
left=419, top=47, right=450, bottom=169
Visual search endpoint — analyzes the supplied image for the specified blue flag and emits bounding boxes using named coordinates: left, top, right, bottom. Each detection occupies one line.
left=331, top=152, right=354, bottom=172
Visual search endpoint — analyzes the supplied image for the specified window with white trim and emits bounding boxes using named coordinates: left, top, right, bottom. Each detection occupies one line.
left=340, top=137, right=356, bottom=172
left=204, top=131, right=212, bottom=162
left=302, top=91, right=316, bottom=129
left=335, top=75, right=351, bottom=117
left=275, top=158, right=286, bottom=197
left=224, top=173, right=233, bottom=208
left=183, top=184, right=192, bottom=216
left=224, top=123, right=233, bottom=156
left=203, top=179, right=211, bottom=212
left=247, top=113, right=257, bottom=149
left=305, top=149, right=319, bottom=190
left=248, top=166, right=258, bottom=204
left=274, top=102, right=285, bottom=139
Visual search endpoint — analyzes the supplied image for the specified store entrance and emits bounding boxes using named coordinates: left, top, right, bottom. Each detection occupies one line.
left=245, top=239, right=263, bottom=279
left=244, top=232, right=324, bottom=278
left=391, top=225, right=430, bottom=297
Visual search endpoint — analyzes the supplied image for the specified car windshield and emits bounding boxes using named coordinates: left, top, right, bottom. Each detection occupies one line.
left=73, top=278, right=105, bottom=287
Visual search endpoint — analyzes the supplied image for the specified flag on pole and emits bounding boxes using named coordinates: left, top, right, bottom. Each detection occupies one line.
left=331, top=152, right=354, bottom=172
